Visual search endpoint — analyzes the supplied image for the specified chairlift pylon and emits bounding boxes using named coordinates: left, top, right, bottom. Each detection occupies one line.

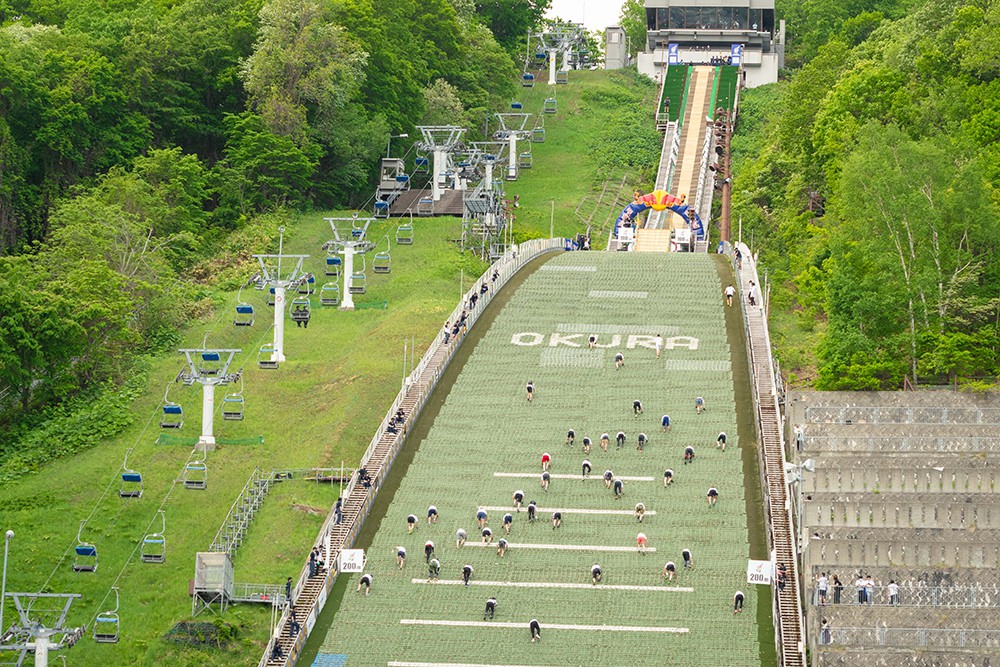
left=140, top=511, right=166, bottom=564
left=93, top=587, right=120, bottom=643
left=119, top=448, right=143, bottom=499
left=73, top=520, right=98, bottom=573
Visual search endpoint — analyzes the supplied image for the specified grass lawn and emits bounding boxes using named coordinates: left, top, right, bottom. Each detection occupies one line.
left=0, top=212, right=485, bottom=666
left=311, top=251, right=769, bottom=666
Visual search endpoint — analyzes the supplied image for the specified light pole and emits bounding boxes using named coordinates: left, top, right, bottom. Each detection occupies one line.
left=1, top=529, right=12, bottom=641
left=386, top=133, right=409, bottom=159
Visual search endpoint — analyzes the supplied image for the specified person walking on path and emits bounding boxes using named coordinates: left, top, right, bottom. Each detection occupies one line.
left=497, top=538, right=508, bottom=558
left=356, top=573, right=373, bottom=595
left=613, top=478, right=625, bottom=499
left=462, top=564, right=474, bottom=587
left=695, top=396, right=706, bottom=414
left=541, top=471, right=550, bottom=492
left=635, top=502, right=646, bottom=522
left=484, top=597, right=497, bottom=620
left=733, top=590, right=745, bottom=613
left=503, top=513, right=513, bottom=534
left=636, top=532, right=648, bottom=555
left=600, top=433, right=610, bottom=451
left=684, top=446, right=695, bottom=464
left=424, top=540, right=435, bottom=562
left=663, top=561, right=676, bottom=580
left=591, top=563, right=603, bottom=584
left=427, top=505, right=438, bottom=525
left=527, top=501, right=537, bottom=523
left=682, top=548, right=693, bottom=570
left=616, top=431, right=627, bottom=449
left=582, top=459, right=592, bottom=479
left=615, top=352, right=625, bottom=370
left=566, top=429, right=575, bottom=446
left=832, top=574, right=843, bottom=604
left=582, top=436, right=592, bottom=454
left=541, top=452, right=551, bottom=472
left=663, top=468, right=674, bottom=486
left=477, top=508, right=488, bottom=529
left=633, top=399, right=644, bottom=417
left=428, top=558, right=441, bottom=580
left=525, top=381, right=534, bottom=402
left=817, top=572, right=829, bottom=606
left=407, top=514, right=418, bottom=534
left=725, top=284, right=735, bottom=306
left=654, top=334, right=664, bottom=359
left=707, top=486, right=719, bottom=507
left=513, top=489, right=524, bottom=512
left=637, top=432, right=648, bottom=451
left=716, top=431, right=727, bottom=452
left=285, top=577, right=293, bottom=605
left=529, top=619, right=541, bottom=642
left=396, top=546, right=406, bottom=569
left=456, top=528, right=467, bottom=548
left=661, top=414, right=671, bottom=432
left=551, top=511, right=562, bottom=529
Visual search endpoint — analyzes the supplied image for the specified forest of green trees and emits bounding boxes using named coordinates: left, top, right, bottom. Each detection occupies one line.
left=0, top=0, right=550, bottom=431
left=3, top=0, right=1000, bottom=453
left=732, top=0, right=1000, bottom=390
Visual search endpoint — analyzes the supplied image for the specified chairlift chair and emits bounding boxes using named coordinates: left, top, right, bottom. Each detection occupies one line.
left=519, top=151, right=533, bottom=169
left=373, top=237, right=392, bottom=274
left=199, top=351, right=222, bottom=376
left=325, top=254, right=343, bottom=278
left=257, top=344, right=279, bottom=370
left=544, top=98, right=558, bottom=114
left=267, top=286, right=276, bottom=306
left=222, top=377, right=245, bottom=421
left=119, top=449, right=143, bottom=499
left=234, top=304, right=254, bottom=327
left=556, top=70, right=569, bottom=84
left=522, top=73, right=535, bottom=88
left=298, top=273, right=316, bottom=295
left=533, top=126, right=546, bottom=143
left=414, top=155, right=430, bottom=175
left=511, top=101, right=523, bottom=110
left=73, top=521, right=98, bottom=573
left=93, top=588, right=120, bottom=643
left=140, top=511, right=166, bottom=564
left=535, top=51, right=546, bottom=62
left=396, top=211, right=414, bottom=245
left=161, top=387, right=183, bottom=429
left=373, top=200, right=390, bottom=219
left=349, top=256, right=367, bottom=295
left=234, top=285, right=255, bottom=327
left=184, top=460, right=207, bottom=490
left=320, top=282, right=341, bottom=306
left=290, top=297, right=312, bottom=325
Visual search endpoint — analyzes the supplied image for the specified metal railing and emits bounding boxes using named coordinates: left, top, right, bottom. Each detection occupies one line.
left=812, top=583, right=1000, bottom=608
left=210, top=467, right=272, bottom=556
left=258, top=237, right=568, bottom=667
left=734, top=241, right=807, bottom=666
left=824, top=627, right=1000, bottom=648
left=232, top=583, right=286, bottom=605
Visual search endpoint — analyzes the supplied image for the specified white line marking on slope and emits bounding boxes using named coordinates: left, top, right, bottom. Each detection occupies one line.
left=462, top=542, right=656, bottom=553
left=478, top=506, right=655, bottom=516
left=410, top=579, right=692, bottom=593
left=494, top=473, right=655, bottom=481
left=399, top=619, right=688, bottom=633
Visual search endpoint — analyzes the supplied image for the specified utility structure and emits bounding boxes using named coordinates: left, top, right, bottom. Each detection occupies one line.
left=251, top=227, right=309, bottom=366
left=321, top=215, right=375, bottom=312
left=176, top=346, right=241, bottom=451
left=531, top=21, right=584, bottom=85
left=415, top=126, right=466, bottom=202
left=714, top=108, right=734, bottom=242
left=463, top=142, right=510, bottom=258
left=0, top=592, right=85, bottom=667
left=493, top=114, right=533, bottom=181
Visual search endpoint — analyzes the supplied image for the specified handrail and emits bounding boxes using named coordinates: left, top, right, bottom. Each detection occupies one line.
left=734, top=242, right=807, bottom=666
left=258, top=237, right=568, bottom=667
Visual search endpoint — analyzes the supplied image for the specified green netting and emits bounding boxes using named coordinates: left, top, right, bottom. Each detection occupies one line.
left=661, top=65, right=690, bottom=122
left=217, top=436, right=265, bottom=445
left=315, top=253, right=763, bottom=666
left=715, top=66, right=740, bottom=114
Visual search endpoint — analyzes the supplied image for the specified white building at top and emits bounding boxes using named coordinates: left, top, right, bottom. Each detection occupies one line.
left=638, top=0, right=784, bottom=88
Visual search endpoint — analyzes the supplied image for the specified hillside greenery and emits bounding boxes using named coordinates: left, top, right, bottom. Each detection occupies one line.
left=0, top=0, right=554, bottom=433
left=732, top=0, right=1000, bottom=390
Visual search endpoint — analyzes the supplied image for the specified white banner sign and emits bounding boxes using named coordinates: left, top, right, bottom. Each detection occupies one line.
left=338, top=549, right=365, bottom=573
left=747, top=559, right=772, bottom=585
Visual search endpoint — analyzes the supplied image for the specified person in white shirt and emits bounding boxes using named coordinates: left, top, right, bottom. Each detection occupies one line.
left=725, top=284, right=736, bottom=306
left=887, top=580, right=900, bottom=606
left=654, top=334, right=664, bottom=358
